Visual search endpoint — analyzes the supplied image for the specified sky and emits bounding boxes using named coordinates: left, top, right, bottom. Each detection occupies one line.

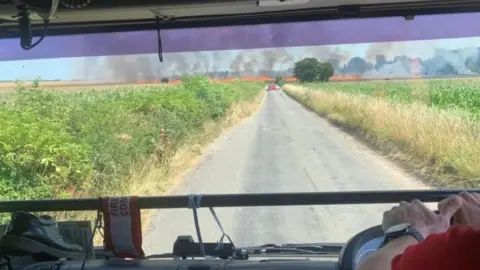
left=1, top=12, right=480, bottom=81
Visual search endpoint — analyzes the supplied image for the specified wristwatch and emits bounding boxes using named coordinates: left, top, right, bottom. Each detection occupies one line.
left=379, top=223, right=425, bottom=248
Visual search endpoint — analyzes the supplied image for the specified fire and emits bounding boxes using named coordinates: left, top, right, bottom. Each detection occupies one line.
left=135, top=77, right=299, bottom=84
left=135, top=76, right=369, bottom=84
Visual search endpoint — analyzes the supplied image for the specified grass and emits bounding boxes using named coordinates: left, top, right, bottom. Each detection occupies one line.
left=0, top=77, right=264, bottom=226
left=302, top=79, right=480, bottom=117
left=283, top=80, right=480, bottom=188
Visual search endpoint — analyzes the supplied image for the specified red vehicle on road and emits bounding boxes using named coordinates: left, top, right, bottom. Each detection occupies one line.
left=267, top=84, right=281, bottom=91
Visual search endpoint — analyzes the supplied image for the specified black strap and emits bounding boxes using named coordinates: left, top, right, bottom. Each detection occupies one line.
left=379, top=226, right=424, bottom=249
left=156, top=16, right=163, bottom=63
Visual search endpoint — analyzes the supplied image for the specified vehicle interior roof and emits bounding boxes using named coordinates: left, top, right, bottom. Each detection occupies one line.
left=1, top=0, right=480, bottom=38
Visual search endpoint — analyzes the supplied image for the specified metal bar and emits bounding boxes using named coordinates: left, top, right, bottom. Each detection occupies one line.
left=0, top=189, right=477, bottom=213
left=3, top=2, right=480, bottom=38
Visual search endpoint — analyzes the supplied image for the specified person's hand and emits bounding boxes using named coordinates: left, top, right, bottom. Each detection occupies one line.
left=439, top=192, right=480, bottom=228
left=382, top=199, right=461, bottom=239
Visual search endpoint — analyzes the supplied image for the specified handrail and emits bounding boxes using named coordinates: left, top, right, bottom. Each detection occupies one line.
left=0, top=189, right=476, bottom=213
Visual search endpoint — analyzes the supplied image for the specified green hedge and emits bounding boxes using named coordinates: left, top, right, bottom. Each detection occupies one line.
left=0, top=76, right=260, bottom=200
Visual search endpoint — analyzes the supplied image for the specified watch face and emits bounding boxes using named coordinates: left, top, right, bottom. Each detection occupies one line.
left=386, top=223, right=411, bottom=234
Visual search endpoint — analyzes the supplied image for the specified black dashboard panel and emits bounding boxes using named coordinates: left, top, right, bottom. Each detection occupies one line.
left=23, top=258, right=340, bottom=270
left=15, top=226, right=388, bottom=270
left=15, top=225, right=390, bottom=270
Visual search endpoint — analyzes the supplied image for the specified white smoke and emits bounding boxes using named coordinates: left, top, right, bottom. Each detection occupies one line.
left=363, top=61, right=412, bottom=79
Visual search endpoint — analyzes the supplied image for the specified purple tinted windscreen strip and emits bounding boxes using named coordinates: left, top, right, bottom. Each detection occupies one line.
left=1, top=12, right=480, bottom=61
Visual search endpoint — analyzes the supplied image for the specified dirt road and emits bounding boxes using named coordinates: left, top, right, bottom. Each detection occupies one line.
left=143, top=90, right=429, bottom=255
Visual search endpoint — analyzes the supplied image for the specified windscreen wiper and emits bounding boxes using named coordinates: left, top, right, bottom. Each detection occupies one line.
left=148, top=236, right=343, bottom=260
left=236, top=243, right=343, bottom=257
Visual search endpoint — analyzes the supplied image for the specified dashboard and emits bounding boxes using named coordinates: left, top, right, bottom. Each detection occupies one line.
left=24, top=259, right=339, bottom=270
left=17, top=226, right=385, bottom=270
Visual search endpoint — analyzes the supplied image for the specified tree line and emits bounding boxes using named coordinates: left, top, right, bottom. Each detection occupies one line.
left=160, top=57, right=336, bottom=84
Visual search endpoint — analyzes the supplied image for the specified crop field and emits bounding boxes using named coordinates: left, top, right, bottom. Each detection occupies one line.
left=284, top=78, right=480, bottom=187
left=0, top=77, right=262, bottom=201
left=304, top=79, right=480, bottom=117
left=0, top=81, right=161, bottom=93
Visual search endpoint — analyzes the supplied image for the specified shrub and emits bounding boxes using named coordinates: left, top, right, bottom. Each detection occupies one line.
left=293, top=58, right=334, bottom=83
left=32, top=76, right=41, bottom=88
left=318, top=63, right=334, bottom=82
left=0, top=77, right=261, bottom=200
left=274, top=76, right=285, bottom=86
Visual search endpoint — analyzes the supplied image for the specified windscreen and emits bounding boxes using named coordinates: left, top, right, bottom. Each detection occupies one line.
left=0, top=12, right=479, bottom=255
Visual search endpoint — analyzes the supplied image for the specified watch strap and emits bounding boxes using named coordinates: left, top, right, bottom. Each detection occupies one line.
left=379, top=226, right=424, bottom=248
left=406, top=226, right=425, bottom=242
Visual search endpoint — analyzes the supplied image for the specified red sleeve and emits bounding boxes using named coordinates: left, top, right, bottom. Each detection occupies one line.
left=391, top=225, right=480, bottom=270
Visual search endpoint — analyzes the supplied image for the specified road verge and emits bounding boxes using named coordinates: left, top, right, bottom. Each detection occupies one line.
left=283, top=84, right=480, bottom=189
left=0, top=78, right=265, bottom=245
left=86, top=85, right=265, bottom=245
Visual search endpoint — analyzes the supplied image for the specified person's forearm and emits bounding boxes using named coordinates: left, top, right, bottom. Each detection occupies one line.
left=357, top=236, right=418, bottom=270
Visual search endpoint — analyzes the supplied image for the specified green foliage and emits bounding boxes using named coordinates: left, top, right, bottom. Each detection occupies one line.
left=318, top=63, right=334, bottom=82
left=294, top=58, right=320, bottom=83
left=274, top=76, right=285, bottom=86
left=0, top=77, right=261, bottom=200
left=428, top=80, right=480, bottom=116
left=14, top=79, right=24, bottom=89
left=32, top=76, right=41, bottom=88
left=293, top=58, right=334, bottom=83
left=306, top=79, right=480, bottom=118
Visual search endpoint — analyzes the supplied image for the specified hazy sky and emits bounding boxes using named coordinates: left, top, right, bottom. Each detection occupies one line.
left=1, top=37, right=479, bottom=81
